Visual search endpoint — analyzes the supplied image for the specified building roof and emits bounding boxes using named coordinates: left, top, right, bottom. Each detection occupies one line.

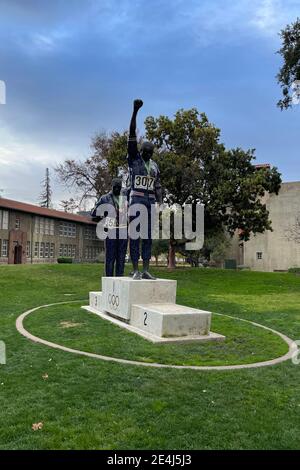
left=0, top=197, right=95, bottom=225
left=255, top=163, right=271, bottom=169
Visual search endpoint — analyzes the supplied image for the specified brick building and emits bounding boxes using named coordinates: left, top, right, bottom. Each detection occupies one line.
left=0, top=197, right=104, bottom=264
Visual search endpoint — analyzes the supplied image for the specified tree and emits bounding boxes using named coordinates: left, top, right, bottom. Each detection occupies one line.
left=55, top=130, right=144, bottom=209
left=55, top=108, right=282, bottom=270
left=144, top=108, right=282, bottom=268
left=59, top=198, right=78, bottom=213
left=151, top=239, right=169, bottom=266
left=201, top=231, right=231, bottom=266
left=55, top=131, right=124, bottom=207
left=277, top=18, right=300, bottom=110
left=39, top=168, right=52, bottom=208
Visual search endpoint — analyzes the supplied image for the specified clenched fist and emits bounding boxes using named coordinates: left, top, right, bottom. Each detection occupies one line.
left=133, top=99, right=143, bottom=111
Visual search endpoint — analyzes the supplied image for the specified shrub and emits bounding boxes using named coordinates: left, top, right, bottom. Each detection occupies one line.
left=288, top=267, right=300, bottom=273
left=57, top=257, right=73, bottom=264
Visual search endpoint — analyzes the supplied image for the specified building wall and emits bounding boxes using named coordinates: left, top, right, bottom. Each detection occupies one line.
left=224, top=234, right=244, bottom=267
left=0, top=208, right=104, bottom=265
left=227, top=182, right=300, bottom=272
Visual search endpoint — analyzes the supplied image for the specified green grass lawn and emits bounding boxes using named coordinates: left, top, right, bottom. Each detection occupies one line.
left=0, top=264, right=300, bottom=449
left=24, top=302, right=288, bottom=367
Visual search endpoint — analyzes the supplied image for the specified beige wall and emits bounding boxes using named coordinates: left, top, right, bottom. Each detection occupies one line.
left=228, top=182, right=300, bottom=272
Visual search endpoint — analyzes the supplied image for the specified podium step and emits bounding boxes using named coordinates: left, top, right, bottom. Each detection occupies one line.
left=131, top=303, right=211, bottom=338
left=89, top=292, right=103, bottom=311
left=84, top=277, right=225, bottom=343
left=101, top=277, right=177, bottom=321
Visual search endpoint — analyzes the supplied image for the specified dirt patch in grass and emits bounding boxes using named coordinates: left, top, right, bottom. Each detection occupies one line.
left=59, top=321, right=84, bottom=329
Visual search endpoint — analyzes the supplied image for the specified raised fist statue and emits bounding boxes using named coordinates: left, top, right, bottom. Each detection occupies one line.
left=133, top=99, right=143, bottom=112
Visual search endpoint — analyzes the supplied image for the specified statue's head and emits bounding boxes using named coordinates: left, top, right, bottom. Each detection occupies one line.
left=141, top=141, right=154, bottom=162
left=111, top=177, right=122, bottom=196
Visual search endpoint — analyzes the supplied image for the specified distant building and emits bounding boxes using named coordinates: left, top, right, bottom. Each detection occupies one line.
left=226, top=182, right=300, bottom=272
left=0, top=198, right=104, bottom=265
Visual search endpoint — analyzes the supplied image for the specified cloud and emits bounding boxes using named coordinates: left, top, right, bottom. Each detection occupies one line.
left=0, top=121, right=80, bottom=205
left=250, top=0, right=299, bottom=35
left=179, top=0, right=300, bottom=46
left=0, top=0, right=299, bottom=205
left=0, top=122, right=56, bottom=166
left=1, top=0, right=299, bottom=57
left=30, top=30, right=70, bottom=52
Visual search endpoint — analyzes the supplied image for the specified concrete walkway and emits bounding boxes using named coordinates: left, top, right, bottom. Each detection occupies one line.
left=16, top=301, right=297, bottom=371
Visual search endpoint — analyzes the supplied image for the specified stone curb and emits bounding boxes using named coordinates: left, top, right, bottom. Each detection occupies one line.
left=16, top=300, right=297, bottom=371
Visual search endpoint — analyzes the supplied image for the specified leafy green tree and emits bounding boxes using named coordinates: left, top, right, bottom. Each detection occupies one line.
left=277, top=18, right=300, bottom=109
left=201, top=231, right=231, bottom=266
left=56, top=109, right=281, bottom=270
left=151, top=239, right=169, bottom=266
left=179, top=231, right=230, bottom=268
left=145, top=108, right=281, bottom=267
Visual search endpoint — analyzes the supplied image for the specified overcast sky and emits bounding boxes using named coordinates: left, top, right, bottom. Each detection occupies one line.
left=0, top=0, right=299, bottom=208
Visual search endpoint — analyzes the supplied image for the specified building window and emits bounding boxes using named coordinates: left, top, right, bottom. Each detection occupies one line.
left=34, top=217, right=39, bottom=234
left=59, top=244, right=76, bottom=258
left=84, top=226, right=97, bottom=240
left=44, top=219, right=50, bottom=235
left=50, top=243, right=55, bottom=258
left=40, top=242, right=45, bottom=258
left=256, top=252, right=263, bottom=260
left=1, top=239, right=8, bottom=257
left=44, top=242, right=50, bottom=258
left=0, top=210, right=9, bottom=230
left=39, top=218, right=44, bottom=234
left=15, top=217, right=20, bottom=229
left=35, top=217, right=55, bottom=235
left=59, top=222, right=76, bottom=238
left=50, top=220, right=55, bottom=235
left=26, top=241, right=31, bottom=258
left=34, top=242, right=39, bottom=258
left=85, top=246, right=100, bottom=260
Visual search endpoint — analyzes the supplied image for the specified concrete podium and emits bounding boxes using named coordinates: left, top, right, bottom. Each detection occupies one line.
left=83, top=277, right=225, bottom=343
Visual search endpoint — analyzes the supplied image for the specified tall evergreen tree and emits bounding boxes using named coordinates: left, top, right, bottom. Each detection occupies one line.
left=39, top=168, right=52, bottom=208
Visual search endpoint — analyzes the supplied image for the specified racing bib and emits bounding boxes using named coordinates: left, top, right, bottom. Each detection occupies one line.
left=134, top=175, right=155, bottom=191
left=104, top=217, right=117, bottom=229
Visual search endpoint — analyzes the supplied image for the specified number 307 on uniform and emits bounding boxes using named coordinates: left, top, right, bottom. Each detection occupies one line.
left=134, top=175, right=154, bottom=190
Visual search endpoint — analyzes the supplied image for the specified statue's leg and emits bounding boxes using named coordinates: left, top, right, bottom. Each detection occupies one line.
left=129, top=211, right=141, bottom=279
left=130, top=238, right=141, bottom=279
left=141, top=203, right=156, bottom=280
left=105, top=237, right=116, bottom=277
left=116, top=238, right=128, bottom=276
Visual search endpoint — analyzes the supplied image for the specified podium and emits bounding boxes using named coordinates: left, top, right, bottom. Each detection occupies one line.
left=82, top=277, right=225, bottom=343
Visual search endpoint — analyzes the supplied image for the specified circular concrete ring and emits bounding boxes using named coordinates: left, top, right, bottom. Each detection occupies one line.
left=16, top=300, right=298, bottom=371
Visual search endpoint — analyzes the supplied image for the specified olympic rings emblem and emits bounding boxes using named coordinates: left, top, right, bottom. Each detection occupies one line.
left=108, top=293, right=119, bottom=309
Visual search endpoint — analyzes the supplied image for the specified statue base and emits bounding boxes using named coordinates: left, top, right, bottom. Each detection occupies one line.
left=82, top=277, right=225, bottom=344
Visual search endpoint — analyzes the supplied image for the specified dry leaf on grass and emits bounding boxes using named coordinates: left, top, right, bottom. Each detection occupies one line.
left=42, top=373, right=49, bottom=380
left=32, top=422, right=43, bottom=431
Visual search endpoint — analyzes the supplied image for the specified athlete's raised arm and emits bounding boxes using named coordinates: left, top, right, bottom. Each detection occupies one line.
left=128, top=99, right=143, bottom=163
